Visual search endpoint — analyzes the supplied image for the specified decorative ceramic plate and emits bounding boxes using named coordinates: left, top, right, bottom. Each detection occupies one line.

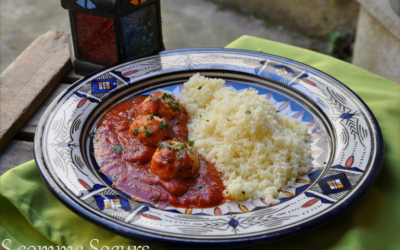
left=35, top=48, right=383, bottom=247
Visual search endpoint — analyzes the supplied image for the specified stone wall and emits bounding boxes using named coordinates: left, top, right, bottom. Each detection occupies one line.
left=208, top=0, right=360, bottom=39
left=353, top=0, right=400, bottom=76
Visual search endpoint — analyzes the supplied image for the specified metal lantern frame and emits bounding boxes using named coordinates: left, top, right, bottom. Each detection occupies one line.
left=61, top=0, right=164, bottom=75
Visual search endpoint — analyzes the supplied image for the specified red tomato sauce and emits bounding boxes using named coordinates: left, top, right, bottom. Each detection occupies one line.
left=94, top=94, right=225, bottom=208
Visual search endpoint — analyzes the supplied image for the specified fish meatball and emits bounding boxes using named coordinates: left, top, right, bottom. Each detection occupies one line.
left=136, top=91, right=184, bottom=119
left=129, top=114, right=168, bottom=147
left=150, top=140, right=200, bottom=181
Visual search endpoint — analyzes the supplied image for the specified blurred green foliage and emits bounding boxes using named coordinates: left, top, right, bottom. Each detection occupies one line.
left=327, top=30, right=353, bottom=63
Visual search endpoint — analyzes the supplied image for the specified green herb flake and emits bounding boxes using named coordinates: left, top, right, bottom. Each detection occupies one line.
left=145, top=129, right=153, bottom=136
left=150, top=95, right=159, bottom=102
left=194, top=100, right=198, bottom=104
left=197, top=86, right=203, bottom=90
left=112, top=175, right=118, bottom=180
left=159, top=142, right=166, bottom=150
left=161, top=93, right=169, bottom=100
left=245, top=111, right=251, bottom=115
left=159, top=121, right=166, bottom=130
left=172, top=104, right=181, bottom=112
left=189, top=140, right=195, bottom=146
left=206, top=119, right=209, bottom=122
left=150, top=113, right=154, bottom=120
left=113, top=144, right=123, bottom=154
left=184, top=135, right=189, bottom=141
left=227, top=119, right=231, bottom=122
left=133, top=127, right=140, bottom=135
left=88, top=132, right=95, bottom=138
left=152, top=197, right=159, bottom=203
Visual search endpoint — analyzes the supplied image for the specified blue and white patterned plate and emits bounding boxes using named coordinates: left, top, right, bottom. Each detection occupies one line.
left=34, top=48, right=383, bottom=247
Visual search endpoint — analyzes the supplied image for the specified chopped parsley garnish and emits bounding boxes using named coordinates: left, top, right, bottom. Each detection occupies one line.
left=150, top=95, right=159, bottom=102
left=171, top=103, right=181, bottom=112
left=149, top=113, right=154, bottom=120
left=245, top=111, right=251, bottom=115
left=172, top=142, right=187, bottom=150
left=206, top=119, right=209, bottom=122
left=159, top=121, right=166, bottom=130
left=184, top=135, right=189, bottom=141
left=194, top=100, right=198, bottom=104
left=88, top=132, right=95, bottom=138
left=161, top=93, right=170, bottom=99
left=112, top=175, right=118, bottom=180
left=197, top=86, right=203, bottom=90
left=189, top=140, right=195, bottom=146
left=113, top=144, right=123, bottom=154
left=133, top=127, right=140, bottom=135
left=144, top=128, right=153, bottom=136
left=227, top=119, right=231, bottom=121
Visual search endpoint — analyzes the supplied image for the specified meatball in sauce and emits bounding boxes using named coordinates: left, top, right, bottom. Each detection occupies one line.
left=94, top=91, right=224, bottom=208
left=150, top=140, right=200, bottom=181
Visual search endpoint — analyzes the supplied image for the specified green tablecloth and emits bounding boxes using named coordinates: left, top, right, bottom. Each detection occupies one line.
left=1, top=36, right=399, bottom=250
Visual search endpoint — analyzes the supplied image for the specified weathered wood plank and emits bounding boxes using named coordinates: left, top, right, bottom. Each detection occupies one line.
left=16, top=84, right=70, bottom=141
left=0, top=31, right=71, bottom=151
left=0, top=140, right=34, bottom=175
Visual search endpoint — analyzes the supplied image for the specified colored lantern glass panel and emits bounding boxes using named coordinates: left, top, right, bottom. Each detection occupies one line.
left=130, top=0, right=148, bottom=6
left=122, top=3, right=160, bottom=59
left=74, top=13, right=118, bottom=65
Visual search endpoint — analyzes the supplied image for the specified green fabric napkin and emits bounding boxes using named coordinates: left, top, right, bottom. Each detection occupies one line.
left=1, top=35, right=399, bottom=250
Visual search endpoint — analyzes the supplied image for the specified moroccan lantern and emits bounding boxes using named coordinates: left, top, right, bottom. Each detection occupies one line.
left=61, top=0, right=164, bottom=75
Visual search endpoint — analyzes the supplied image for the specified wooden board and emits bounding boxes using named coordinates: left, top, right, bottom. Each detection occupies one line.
left=0, top=31, right=71, bottom=151
left=16, top=84, right=70, bottom=141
